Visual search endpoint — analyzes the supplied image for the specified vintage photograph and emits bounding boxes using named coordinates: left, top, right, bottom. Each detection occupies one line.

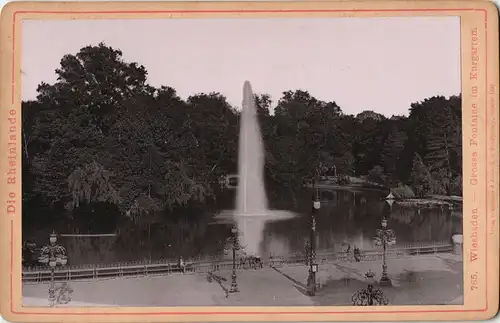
left=20, top=16, right=464, bottom=307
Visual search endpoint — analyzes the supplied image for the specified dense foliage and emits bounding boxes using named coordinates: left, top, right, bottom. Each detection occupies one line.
left=22, top=43, right=462, bottom=232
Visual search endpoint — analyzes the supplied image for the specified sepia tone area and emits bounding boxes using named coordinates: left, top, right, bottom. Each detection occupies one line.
left=0, top=1, right=498, bottom=322
left=19, top=16, right=463, bottom=307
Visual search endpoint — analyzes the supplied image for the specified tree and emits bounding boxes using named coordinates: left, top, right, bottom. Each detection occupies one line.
left=22, top=42, right=464, bottom=245
left=450, top=174, right=463, bottom=196
left=274, top=90, right=315, bottom=119
left=331, top=151, right=355, bottom=175
left=186, top=92, right=239, bottom=177
left=407, top=96, right=462, bottom=195
left=67, top=161, right=121, bottom=210
left=27, top=43, right=223, bottom=217
left=409, top=153, right=432, bottom=197
left=29, top=43, right=150, bottom=207
left=381, top=126, right=408, bottom=183
left=269, top=90, right=350, bottom=184
left=355, top=110, right=385, bottom=122
left=352, top=117, right=387, bottom=176
left=254, top=94, right=271, bottom=118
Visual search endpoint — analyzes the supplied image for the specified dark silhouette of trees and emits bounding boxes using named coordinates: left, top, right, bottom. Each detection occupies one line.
left=22, top=43, right=463, bottom=231
left=409, top=153, right=432, bottom=197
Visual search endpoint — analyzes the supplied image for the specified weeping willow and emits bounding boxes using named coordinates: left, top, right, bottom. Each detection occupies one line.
left=66, top=161, right=121, bottom=210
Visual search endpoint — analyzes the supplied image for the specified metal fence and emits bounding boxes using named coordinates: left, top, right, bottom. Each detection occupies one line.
left=22, top=243, right=454, bottom=283
left=22, top=260, right=239, bottom=284
left=268, top=243, right=454, bottom=268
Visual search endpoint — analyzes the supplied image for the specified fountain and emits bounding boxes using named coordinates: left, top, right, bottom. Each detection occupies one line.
left=236, top=81, right=268, bottom=215
left=216, top=81, right=295, bottom=257
left=233, top=81, right=269, bottom=256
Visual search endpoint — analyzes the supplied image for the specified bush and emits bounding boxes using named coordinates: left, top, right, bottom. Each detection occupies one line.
left=429, top=169, right=452, bottom=195
left=337, top=175, right=351, bottom=186
left=450, top=175, right=462, bottom=196
left=367, top=165, right=386, bottom=184
left=391, top=184, right=416, bottom=199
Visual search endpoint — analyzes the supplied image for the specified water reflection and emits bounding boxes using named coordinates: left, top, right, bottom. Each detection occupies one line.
left=214, top=210, right=297, bottom=256
left=258, top=188, right=461, bottom=257
left=24, top=188, right=462, bottom=265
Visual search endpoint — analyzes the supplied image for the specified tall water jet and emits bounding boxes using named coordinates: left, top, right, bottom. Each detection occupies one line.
left=234, top=81, right=268, bottom=256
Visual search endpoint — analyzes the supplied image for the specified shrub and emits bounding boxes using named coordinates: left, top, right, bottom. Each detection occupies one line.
left=367, top=165, right=386, bottom=184
left=391, top=184, right=416, bottom=199
left=450, top=175, right=462, bottom=196
left=337, top=175, right=351, bottom=186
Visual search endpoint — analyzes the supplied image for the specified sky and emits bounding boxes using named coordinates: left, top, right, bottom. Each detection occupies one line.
left=21, top=16, right=460, bottom=117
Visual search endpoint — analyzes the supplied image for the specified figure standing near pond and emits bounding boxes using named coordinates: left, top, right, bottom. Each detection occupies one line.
left=179, top=256, right=185, bottom=273
left=354, top=246, right=361, bottom=262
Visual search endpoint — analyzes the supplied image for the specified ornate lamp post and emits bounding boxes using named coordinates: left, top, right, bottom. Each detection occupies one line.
left=373, top=218, right=396, bottom=286
left=39, top=231, right=68, bottom=307
left=307, top=177, right=320, bottom=296
left=352, top=270, right=389, bottom=306
left=224, top=225, right=244, bottom=293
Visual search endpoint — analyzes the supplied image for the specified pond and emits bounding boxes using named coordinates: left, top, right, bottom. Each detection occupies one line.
left=23, top=186, right=462, bottom=266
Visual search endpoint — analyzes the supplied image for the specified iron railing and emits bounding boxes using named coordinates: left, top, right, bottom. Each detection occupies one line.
left=22, top=243, right=454, bottom=283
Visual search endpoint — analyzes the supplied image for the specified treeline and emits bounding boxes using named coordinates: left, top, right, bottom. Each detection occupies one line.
left=22, top=43, right=462, bottom=227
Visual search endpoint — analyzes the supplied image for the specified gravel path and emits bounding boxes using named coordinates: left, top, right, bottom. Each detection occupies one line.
left=23, top=253, right=462, bottom=307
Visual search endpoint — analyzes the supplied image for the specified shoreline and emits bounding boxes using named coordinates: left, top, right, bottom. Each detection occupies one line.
left=305, top=183, right=386, bottom=193
left=396, top=196, right=463, bottom=208
left=306, top=179, right=462, bottom=208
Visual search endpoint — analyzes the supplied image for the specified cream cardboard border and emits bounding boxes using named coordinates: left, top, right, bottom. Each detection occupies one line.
left=0, top=1, right=498, bottom=321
